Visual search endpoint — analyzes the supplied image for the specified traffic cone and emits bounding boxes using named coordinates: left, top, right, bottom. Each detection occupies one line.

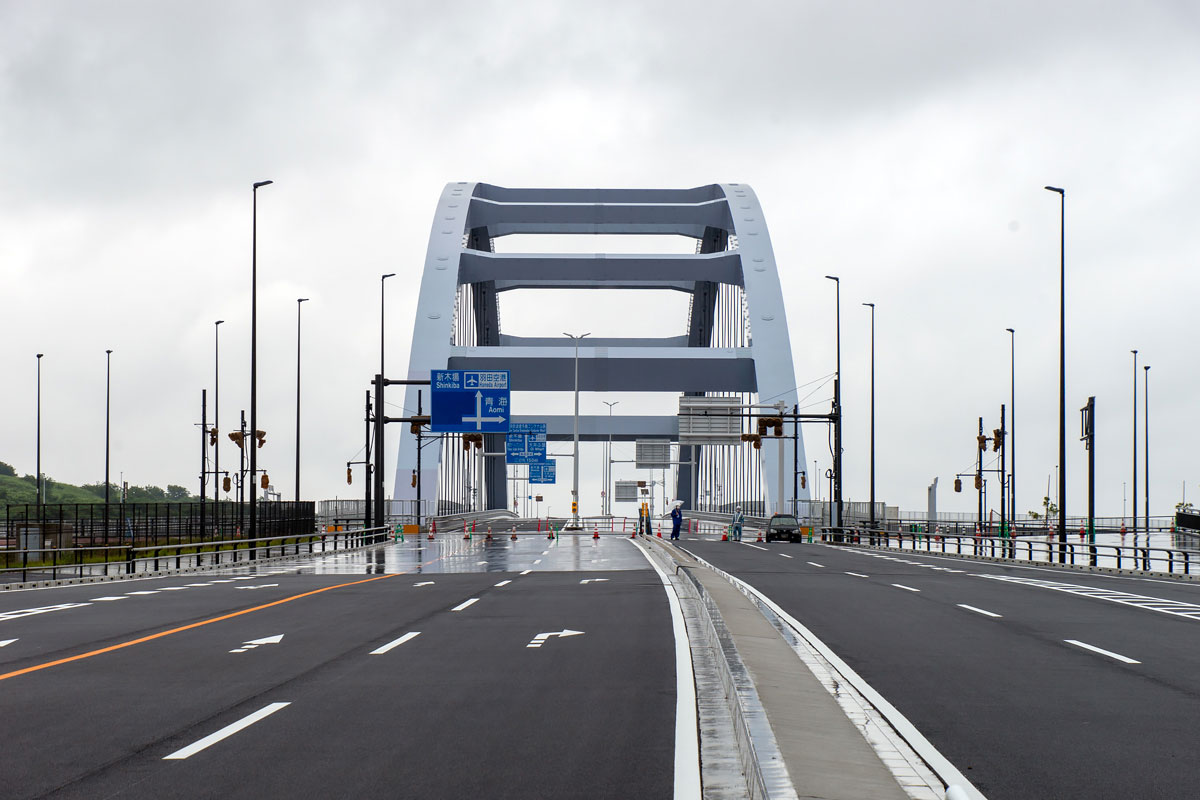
left=657, top=527, right=662, bottom=538
left=511, top=526, right=518, bottom=541
left=722, top=533, right=728, bottom=541
left=756, top=530, right=764, bottom=543
left=428, top=518, right=436, bottom=540
left=486, top=525, right=493, bottom=542
left=630, top=527, right=637, bottom=539
left=463, top=521, right=470, bottom=541
left=547, top=525, right=555, bottom=540
left=593, top=528, right=599, bottom=540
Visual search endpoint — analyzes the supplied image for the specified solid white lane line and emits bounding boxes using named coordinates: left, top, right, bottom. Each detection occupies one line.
left=370, top=631, right=421, bottom=655
left=451, top=598, right=479, bottom=612
left=494, top=580, right=512, bottom=587
left=893, top=584, right=920, bottom=592
left=163, top=702, right=290, bottom=760
left=520, top=569, right=532, bottom=575
left=845, top=572, right=869, bottom=578
left=629, top=540, right=701, bottom=798
left=742, top=543, right=768, bottom=551
left=958, top=604, right=1002, bottom=618
left=1065, top=639, right=1140, bottom=664
left=779, top=553, right=794, bottom=559
left=807, top=562, right=825, bottom=568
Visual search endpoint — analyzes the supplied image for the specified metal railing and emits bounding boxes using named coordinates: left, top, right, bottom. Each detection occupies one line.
left=0, top=526, right=389, bottom=585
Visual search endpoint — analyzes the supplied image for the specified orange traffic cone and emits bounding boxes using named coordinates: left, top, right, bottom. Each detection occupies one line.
left=428, top=519, right=436, bottom=540
left=755, top=530, right=764, bottom=543
left=722, top=533, right=728, bottom=541
left=486, top=525, right=493, bottom=542
left=593, top=529, right=600, bottom=539
left=511, top=526, right=518, bottom=541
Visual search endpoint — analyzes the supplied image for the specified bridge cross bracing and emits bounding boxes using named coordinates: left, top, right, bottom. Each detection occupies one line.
left=392, top=183, right=811, bottom=517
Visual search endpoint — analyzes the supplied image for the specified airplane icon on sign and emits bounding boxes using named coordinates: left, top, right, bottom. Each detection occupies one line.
left=465, top=374, right=479, bottom=387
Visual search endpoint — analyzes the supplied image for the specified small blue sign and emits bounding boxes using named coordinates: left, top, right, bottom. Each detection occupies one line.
left=506, top=422, right=548, bottom=464
left=430, top=370, right=511, bottom=433
left=529, top=461, right=557, bottom=484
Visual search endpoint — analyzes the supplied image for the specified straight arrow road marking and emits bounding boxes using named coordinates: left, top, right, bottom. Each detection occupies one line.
left=370, top=631, right=421, bottom=655
left=451, top=598, right=479, bottom=612
left=1065, top=639, right=1140, bottom=664
left=229, top=634, right=284, bottom=653
left=163, top=702, right=290, bottom=760
left=526, top=629, right=584, bottom=648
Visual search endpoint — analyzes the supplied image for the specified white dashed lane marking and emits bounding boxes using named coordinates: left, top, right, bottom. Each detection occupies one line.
left=1065, top=639, right=1140, bottom=664
left=958, top=604, right=1002, bottom=618
left=451, top=598, right=479, bottom=612
left=892, top=584, right=920, bottom=592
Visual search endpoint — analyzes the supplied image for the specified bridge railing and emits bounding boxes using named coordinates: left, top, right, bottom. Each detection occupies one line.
left=841, top=530, right=1200, bottom=576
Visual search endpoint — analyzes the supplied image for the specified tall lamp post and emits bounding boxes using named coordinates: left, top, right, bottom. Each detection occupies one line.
left=1145, top=364, right=1151, bottom=532
left=215, top=320, right=224, bottom=502
left=564, top=331, right=590, bottom=528
left=862, top=302, right=875, bottom=534
left=1131, top=349, right=1138, bottom=533
left=377, top=273, right=394, bottom=527
left=1006, top=328, right=1016, bottom=532
left=250, top=179, right=273, bottom=547
left=36, top=353, right=44, bottom=508
left=603, top=400, right=618, bottom=515
left=824, top=276, right=842, bottom=535
left=105, top=349, right=113, bottom=506
left=295, top=298, right=309, bottom=501
left=1045, top=185, right=1066, bottom=561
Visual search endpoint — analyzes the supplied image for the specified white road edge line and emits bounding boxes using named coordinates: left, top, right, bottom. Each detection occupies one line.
left=682, top=549, right=985, bottom=800
left=957, top=604, right=1002, bottom=618
left=370, top=631, right=421, bottom=655
left=163, top=702, right=290, bottom=760
left=892, top=584, right=920, bottom=592
left=1065, top=639, right=1141, bottom=664
left=629, top=540, right=701, bottom=800
left=451, top=598, right=479, bottom=612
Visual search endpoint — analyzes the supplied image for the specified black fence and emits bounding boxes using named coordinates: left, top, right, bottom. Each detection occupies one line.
left=3, top=501, right=315, bottom=549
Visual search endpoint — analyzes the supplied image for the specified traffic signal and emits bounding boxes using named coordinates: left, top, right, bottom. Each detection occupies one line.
left=410, top=470, right=417, bottom=488
left=976, top=434, right=987, bottom=451
left=223, top=476, right=232, bottom=492
left=974, top=475, right=983, bottom=490
left=255, top=430, right=266, bottom=448
left=347, top=467, right=353, bottom=485
left=229, top=431, right=245, bottom=449
left=800, top=473, right=807, bottom=489
left=571, top=501, right=578, bottom=514
left=260, top=473, right=269, bottom=490
left=209, top=427, right=218, bottom=446
left=993, top=429, right=1002, bottom=451
left=954, top=477, right=962, bottom=492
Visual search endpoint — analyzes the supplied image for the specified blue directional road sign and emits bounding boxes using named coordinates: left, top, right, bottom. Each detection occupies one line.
left=529, top=461, right=557, bottom=484
left=506, top=422, right=547, bottom=465
left=430, top=370, right=511, bottom=433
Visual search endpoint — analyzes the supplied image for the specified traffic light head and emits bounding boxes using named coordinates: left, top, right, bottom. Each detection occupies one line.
left=410, top=470, right=417, bottom=488
left=255, top=430, right=266, bottom=448
left=977, top=434, right=987, bottom=451
left=993, top=429, right=1002, bottom=451
left=974, top=475, right=983, bottom=490
left=228, top=431, right=245, bottom=448
left=260, top=473, right=269, bottom=490
left=954, top=477, right=962, bottom=493
left=571, top=501, right=578, bottom=514
left=800, top=473, right=807, bottom=489
left=347, top=467, right=353, bottom=485
left=222, top=476, right=232, bottom=492
left=209, top=427, right=218, bottom=446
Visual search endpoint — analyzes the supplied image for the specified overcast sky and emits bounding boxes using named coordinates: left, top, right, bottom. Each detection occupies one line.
left=3, top=1, right=1198, bottom=522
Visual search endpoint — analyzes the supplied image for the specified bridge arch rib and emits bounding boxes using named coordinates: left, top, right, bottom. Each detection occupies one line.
left=393, top=183, right=811, bottom=517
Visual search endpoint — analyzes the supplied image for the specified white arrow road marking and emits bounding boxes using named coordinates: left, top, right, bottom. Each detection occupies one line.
left=526, top=629, right=585, bottom=648
left=451, top=598, right=479, bottom=612
left=0, top=639, right=17, bottom=647
left=230, top=634, right=284, bottom=653
left=370, top=631, right=421, bottom=655
left=1065, top=639, right=1140, bottom=664
left=413, top=581, right=435, bottom=587
left=163, top=702, right=290, bottom=760
left=0, top=603, right=90, bottom=621
left=234, top=584, right=279, bottom=590
left=579, top=578, right=610, bottom=584
left=958, top=604, right=1002, bottom=618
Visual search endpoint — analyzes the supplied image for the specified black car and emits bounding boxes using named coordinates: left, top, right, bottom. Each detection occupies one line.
left=765, top=513, right=802, bottom=542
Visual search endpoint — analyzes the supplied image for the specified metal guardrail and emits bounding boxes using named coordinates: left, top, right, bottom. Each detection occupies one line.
left=0, top=526, right=391, bottom=585
left=836, top=530, right=1200, bottom=576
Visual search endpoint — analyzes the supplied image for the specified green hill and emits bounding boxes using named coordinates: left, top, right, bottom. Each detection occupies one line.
left=0, top=461, right=197, bottom=506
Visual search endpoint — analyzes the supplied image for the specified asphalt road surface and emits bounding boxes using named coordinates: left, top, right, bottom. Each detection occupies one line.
left=0, top=537, right=681, bottom=799
left=681, top=538, right=1200, bottom=800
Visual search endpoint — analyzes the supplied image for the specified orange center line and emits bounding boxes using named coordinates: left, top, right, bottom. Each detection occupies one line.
left=0, top=552, right=450, bottom=683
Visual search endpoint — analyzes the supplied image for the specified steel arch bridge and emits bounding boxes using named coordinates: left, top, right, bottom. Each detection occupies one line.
left=392, top=182, right=811, bottom=517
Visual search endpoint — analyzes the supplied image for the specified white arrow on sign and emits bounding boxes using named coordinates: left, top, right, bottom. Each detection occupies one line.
left=526, top=629, right=584, bottom=648
left=0, top=639, right=17, bottom=648
left=230, top=634, right=284, bottom=653
left=579, top=578, right=610, bottom=584
left=413, top=581, right=435, bottom=587
left=462, top=390, right=506, bottom=430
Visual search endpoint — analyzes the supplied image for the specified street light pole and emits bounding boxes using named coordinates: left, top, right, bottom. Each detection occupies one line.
left=603, top=400, right=618, bottom=516
left=564, top=331, right=590, bottom=527
left=1145, top=364, right=1151, bottom=533
left=1131, top=349, right=1138, bottom=533
left=863, top=302, right=875, bottom=534
left=376, top=274, right=395, bottom=527
left=825, top=276, right=842, bottom=535
left=295, top=298, right=309, bottom=502
left=250, top=179, right=272, bottom=549
left=1045, top=185, right=1066, bottom=561
left=1006, top=328, right=1016, bottom=533
left=36, top=353, right=43, bottom=508
left=215, top=320, right=224, bottom=504
left=105, top=349, right=113, bottom=507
